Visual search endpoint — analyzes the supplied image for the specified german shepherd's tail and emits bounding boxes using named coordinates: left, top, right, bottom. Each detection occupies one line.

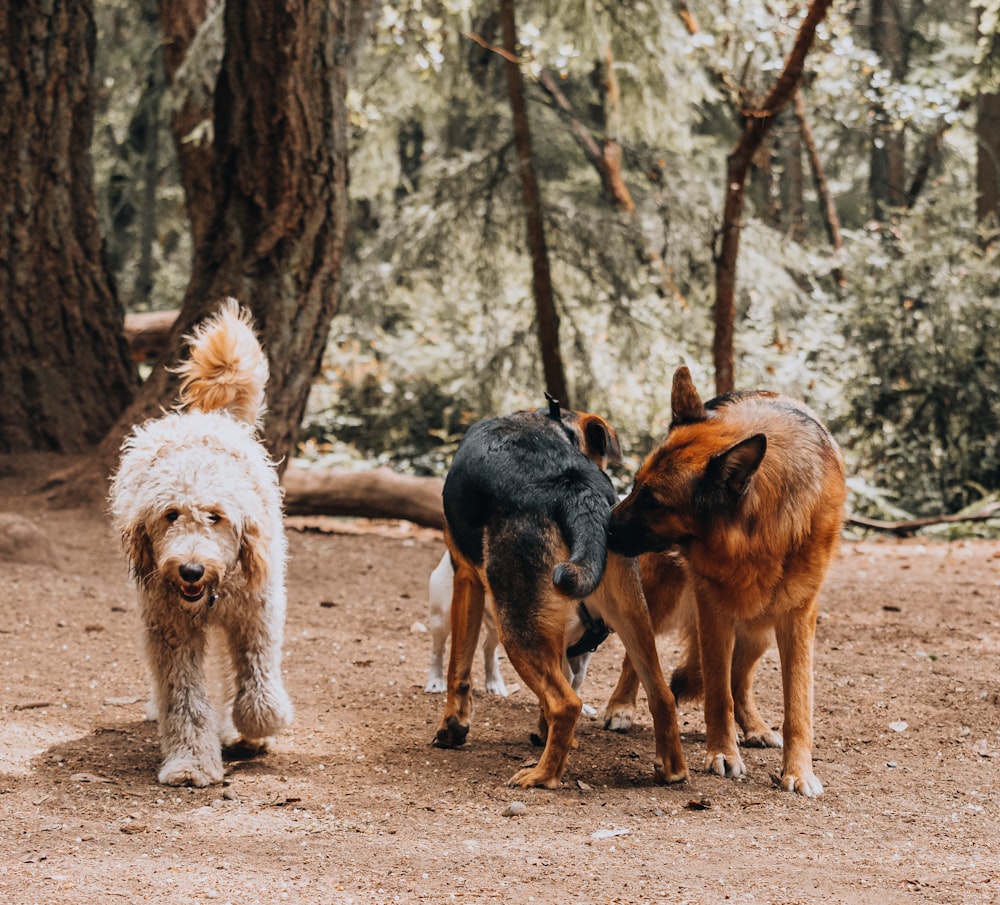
left=173, top=298, right=268, bottom=427
left=551, top=489, right=611, bottom=599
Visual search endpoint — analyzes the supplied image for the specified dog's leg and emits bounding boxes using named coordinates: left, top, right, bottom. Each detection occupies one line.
left=774, top=602, right=822, bottom=796
left=603, top=557, right=689, bottom=732
left=696, top=593, right=746, bottom=779
left=481, top=601, right=509, bottom=696
left=592, top=555, right=687, bottom=784
left=145, top=616, right=224, bottom=787
left=503, top=631, right=582, bottom=789
left=732, top=627, right=782, bottom=749
left=433, top=561, right=485, bottom=748
left=225, top=595, right=293, bottom=744
left=424, top=553, right=452, bottom=693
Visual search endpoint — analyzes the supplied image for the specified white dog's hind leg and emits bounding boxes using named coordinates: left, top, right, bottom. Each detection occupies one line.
left=424, top=553, right=451, bottom=693
left=146, top=620, right=224, bottom=787
left=481, top=604, right=508, bottom=697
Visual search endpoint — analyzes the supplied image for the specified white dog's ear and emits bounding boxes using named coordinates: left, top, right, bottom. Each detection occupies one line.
left=239, top=522, right=269, bottom=592
left=123, top=523, right=156, bottom=584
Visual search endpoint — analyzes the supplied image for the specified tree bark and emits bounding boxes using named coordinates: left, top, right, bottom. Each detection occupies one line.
left=99, top=0, right=353, bottom=474
left=977, top=92, right=1000, bottom=223
left=0, top=1, right=137, bottom=453
left=712, top=0, right=834, bottom=395
left=158, top=0, right=219, bottom=255
left=499, top=0, right=570, bottom=406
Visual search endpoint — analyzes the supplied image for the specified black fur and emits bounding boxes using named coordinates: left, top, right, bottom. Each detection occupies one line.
left=443, top=411, right=617, bottom=616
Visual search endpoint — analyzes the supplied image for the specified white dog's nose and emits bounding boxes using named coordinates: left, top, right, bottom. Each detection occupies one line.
left=179, top=562, right=205, bottom=583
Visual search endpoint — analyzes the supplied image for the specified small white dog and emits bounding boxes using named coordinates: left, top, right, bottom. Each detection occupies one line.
left=425, top=551, right=595, bottom=705
left=109, top=300, right=292, bottom=787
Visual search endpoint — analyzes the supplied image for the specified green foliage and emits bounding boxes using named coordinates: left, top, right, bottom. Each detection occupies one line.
left=834, top=195, right=1000, bottom=517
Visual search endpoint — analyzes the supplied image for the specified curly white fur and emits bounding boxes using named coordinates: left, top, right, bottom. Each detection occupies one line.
left=109, top=299, right=292, bottom=787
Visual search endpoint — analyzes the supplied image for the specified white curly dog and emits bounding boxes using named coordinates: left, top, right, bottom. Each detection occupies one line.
left=109, top=299, right=292, bottom=787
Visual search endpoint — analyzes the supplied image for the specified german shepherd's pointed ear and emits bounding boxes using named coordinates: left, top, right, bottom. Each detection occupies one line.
left=579, top=414, right=623, bottom=468
left=671, top=366, right=708, bottom=426
left=707, top=434, right=767, bottom=499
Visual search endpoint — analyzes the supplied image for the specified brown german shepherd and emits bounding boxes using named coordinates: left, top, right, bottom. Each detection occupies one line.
left=607, top=367, right=846, bottom=797
left=433, top=403, right=688, bottom=789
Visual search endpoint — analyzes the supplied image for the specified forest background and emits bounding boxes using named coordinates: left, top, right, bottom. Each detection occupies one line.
left=5, top=0, right=1000, bottom=529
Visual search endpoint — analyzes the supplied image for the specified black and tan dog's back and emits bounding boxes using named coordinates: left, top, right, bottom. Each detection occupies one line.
left=434, top=404, right=687, bottom=789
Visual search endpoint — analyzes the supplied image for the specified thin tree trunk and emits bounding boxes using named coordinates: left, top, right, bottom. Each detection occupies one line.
left=793, top=87, right=844, bottom=284
left=0, top=0, right=137, bottom=453
left=159, top=0, right=219, bottom=255
left=870, top=0, right=908, bottom=219
left=977, top=92, right=1000, bottom=223
left=713, top=0, right=834, bottom=395
left=499, top=0, right=569, bottom=406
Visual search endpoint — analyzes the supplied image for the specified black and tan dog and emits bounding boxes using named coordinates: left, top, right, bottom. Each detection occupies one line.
left=607, top=367, right=846, bottom=797
left=433, top=401, right=688, bottom=789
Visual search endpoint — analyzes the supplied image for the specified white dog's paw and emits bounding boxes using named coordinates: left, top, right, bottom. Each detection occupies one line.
left=424, top=674, right=447, bottom=694
left=159, top=752, right=224, bottom=787
left=780, top=770, right=824, bottom=797
left=602, top=706, right=635, bottom=733
left=233, top=684, right=292, bottom=740
left=705, top=750, right=747, bottom=779
left=742, top=728, right=783, bottom=749
left=484, top=676, right=509, bottom=697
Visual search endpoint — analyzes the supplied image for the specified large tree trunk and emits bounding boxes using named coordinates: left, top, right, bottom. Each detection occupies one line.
left=499, top=0, right=570, bottom=406
left=100, top=0, right=352, bottom=473
left=712, top=0, right=833, bottom=395
left=0, top=1, right=137, bottom=453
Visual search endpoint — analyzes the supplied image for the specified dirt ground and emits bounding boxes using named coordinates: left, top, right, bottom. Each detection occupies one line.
left=1, top=454, right=998, bottom=905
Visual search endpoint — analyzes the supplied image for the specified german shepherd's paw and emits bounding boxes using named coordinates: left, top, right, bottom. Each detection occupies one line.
left=705, top=750, right=747, bottom=779
left=653, top=760, right=689, bottom=785
left=602, top=705, right=636, bottom=733
left=508, top=765, right=562, bottom=789
left=432, top=715, right=469, bottom=748
left=742, top=728, right=783, bottom=749
left=780, top=770, right=824, bottom=797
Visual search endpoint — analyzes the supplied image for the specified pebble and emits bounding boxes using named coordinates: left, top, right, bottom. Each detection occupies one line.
left=503, top=801, right=527, bottom=817
left=222, top=788, right=239, bottom=802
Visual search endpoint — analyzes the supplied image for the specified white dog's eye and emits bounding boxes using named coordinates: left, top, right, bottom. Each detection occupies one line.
left=165, top=510, right=180, bottom=523
left=207, top=512, right=222, bottom=524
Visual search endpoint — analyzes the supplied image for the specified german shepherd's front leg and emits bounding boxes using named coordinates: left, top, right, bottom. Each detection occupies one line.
left=433, top=559, right=485, bottom=748
left=696, top=595, right=745, bottom=779
left=594, top=555, right=687, bottom=784
left=774, top=602, right=822, bottom=796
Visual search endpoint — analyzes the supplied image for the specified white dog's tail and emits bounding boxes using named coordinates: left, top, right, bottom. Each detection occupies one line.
left=174, top=298, right=268, bottom=426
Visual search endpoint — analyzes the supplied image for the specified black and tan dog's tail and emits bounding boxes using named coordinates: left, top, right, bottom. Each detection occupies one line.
left=551, top=492, right=610, bottom=599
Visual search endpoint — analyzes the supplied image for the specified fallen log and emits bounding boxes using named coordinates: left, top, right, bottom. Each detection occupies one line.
left=282, top=465, right=444, bottom=529
left=124, top=310, right=179, bottom=363
left=847, top=501, right=1000, bottom=537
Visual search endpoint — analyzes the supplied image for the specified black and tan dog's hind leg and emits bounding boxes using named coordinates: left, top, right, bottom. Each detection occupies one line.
left=590, top=554, right=688, bottom=784
left=432, top=545, right=487, bottom=749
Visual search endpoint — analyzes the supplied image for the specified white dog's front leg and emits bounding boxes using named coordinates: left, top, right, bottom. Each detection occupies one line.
left=146, top=621, right=223, bottom=787
left=226, top=601, right=292, bottom=743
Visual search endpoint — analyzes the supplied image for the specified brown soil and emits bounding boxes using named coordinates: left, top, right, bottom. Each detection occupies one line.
left=1, top=454, right=998, bottom=904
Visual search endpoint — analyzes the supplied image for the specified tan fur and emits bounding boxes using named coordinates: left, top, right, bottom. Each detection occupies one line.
left=607, top=367, right=846, bottom=796
left=109, top=300, right=291, bottom=787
